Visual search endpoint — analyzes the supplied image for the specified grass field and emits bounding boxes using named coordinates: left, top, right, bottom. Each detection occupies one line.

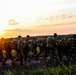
left=3, top=65, right=76, bottom=75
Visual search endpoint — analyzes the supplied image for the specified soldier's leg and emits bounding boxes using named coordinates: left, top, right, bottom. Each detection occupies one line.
left=9, top=54, right=15, bottom=66
left=32, top=48, right=37, bottom=58
left=2, top=54, right=9, bottom=65
left=19, top=53, right=23, bottom=67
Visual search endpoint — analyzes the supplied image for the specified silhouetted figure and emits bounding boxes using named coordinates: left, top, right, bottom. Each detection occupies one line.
left=0, top=38, right=4, bottom=62
left=2, top=42, right=13, bottom=65
left=23, top=35, right=31, bottom=63
left=54, top=33, right=57, bottom=39
left=32, top=37, right=37, bottom=59
left=13, top=35, right=23, bottom=67
left=0, top=42, right=3, bottom=62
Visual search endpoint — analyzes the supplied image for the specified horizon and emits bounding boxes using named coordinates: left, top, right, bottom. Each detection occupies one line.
left=1, top=33, right=76, bottom=39
left=0, top=0, right=76, bottom=38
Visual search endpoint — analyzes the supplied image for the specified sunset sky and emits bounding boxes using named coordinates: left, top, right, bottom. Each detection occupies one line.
left=0, top=0, right=76, bottom=38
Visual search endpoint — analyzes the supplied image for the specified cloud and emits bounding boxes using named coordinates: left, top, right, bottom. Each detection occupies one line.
left=35, top=25, right=50, bottom=27
left=34, top=21, right=76, bottom=28
left=8, top=19, right=19, bottom=26
left=54, top=16, right=60, bottom=20
left=36, top=17, right=43, bottom=22
left=67, top=15, right=73, bottom=18
left=44, top=16, right=55, bottom=21
left=36, top=16, right=55, bottom=22
left=60, top=14, right=66, bottom=19
left=35, top=13, right=76, bottom=23
left=4, top=29, right=34, bottom=32
left=53, top=22, right=76, bottom=26
left=68, top=22, right=76, bottom=25
left=45, top=18, right=48, bottom=20
left=4, top=29, right=19, bottom=31
left=50, top=16, right=54, bottom=19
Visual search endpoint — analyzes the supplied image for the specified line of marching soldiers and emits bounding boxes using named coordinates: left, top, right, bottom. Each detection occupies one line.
left=0, top=34, right=76, bottom=67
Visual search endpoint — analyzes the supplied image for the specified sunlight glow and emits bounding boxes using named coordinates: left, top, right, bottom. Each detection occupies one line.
left=0, top=0, right=76, bottom=38
left=0, top=28, right=4, bottom=34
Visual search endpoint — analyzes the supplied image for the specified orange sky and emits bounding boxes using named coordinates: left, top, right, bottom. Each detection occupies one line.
left=0, top=0, right=76, bottom=38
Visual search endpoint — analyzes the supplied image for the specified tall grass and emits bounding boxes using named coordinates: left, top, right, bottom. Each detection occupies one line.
left=3, top=65, right=76, bottom=75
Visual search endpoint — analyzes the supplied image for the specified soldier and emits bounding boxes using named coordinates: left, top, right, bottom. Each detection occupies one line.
left=32, top=37, right=37, bottom=59
left=0, top=40, right=3, bottom=62
left=23, top=35, right=31, bottom=63
left=13, top=35, right=23, bottom=67
left=2, top=42, right=13, bottom=65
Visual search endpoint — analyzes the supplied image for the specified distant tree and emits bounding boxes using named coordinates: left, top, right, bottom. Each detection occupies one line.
left=8, top=19, right=18, bottom=26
